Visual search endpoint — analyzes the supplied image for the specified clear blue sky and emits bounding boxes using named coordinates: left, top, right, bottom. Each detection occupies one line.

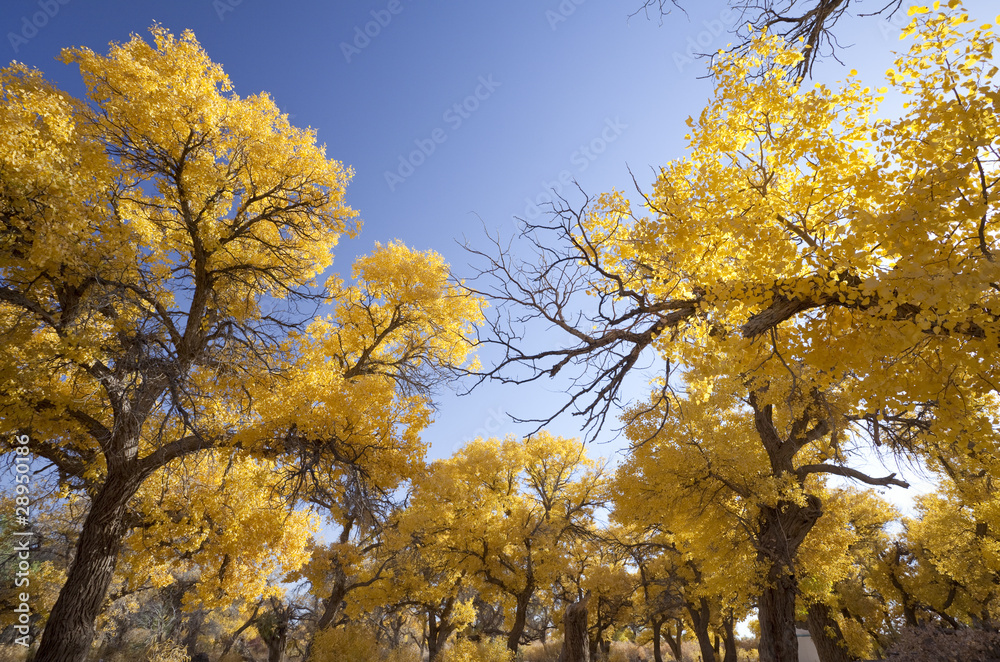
left=3, top=0, right=994, bottom=501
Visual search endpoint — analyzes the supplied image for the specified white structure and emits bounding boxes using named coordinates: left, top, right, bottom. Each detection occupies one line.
left=796, top=628, right=821, bottom=662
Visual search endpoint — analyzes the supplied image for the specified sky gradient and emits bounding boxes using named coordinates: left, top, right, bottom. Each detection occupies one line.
left=4, top=0, right=995, bottom=508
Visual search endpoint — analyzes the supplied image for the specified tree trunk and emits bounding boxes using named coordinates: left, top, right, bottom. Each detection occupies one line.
left=665, top=619, right=683, bottom=661
left=806, top=602, right=855, bottom=662
left=428, top=611, right=456, bottom=662
left=507, top=590, right=532, bottom=653
left=757, top=564, right=799, bottom=662
left=722, top=612, right=738, bottom=662
left=755, top=496, right=822, bottom=662
left=561, top=593, right=591, bottom=662
left=35, top=470, right=141, bottom=662
left=652, top=618, right=664, bottom=662
left=687, top=597, right=717, bottom=662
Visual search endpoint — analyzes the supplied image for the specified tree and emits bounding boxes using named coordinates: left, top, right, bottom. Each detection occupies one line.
left=632, top=0, right=904, bottom=79
left=467, top=4, right=998, bottom=660
left=0, top=27, right=479, bottom=661
left=404, top=432, right=606, bottom=653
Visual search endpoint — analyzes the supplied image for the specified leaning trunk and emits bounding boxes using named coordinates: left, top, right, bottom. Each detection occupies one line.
left=507, top=590, right=532, bottom=653
left=35, top=470, right=141, bottom=662
left=665, top=620, right=683, bottom=660
left=806, top=602, right=855, bottom=662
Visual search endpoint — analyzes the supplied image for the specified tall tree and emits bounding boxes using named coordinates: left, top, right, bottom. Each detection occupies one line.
left=0, top=28, right=479, bottom=662
left=467, top=4, right=998, bottom=660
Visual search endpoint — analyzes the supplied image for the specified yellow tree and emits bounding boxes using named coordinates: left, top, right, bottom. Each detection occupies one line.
left=796, top=488, right=900, bottom=661
left=404, top=432, right=606, bottom=654
left=0, top=28, right=479, bottom=662
left=471, top=4, right=998, bottom=660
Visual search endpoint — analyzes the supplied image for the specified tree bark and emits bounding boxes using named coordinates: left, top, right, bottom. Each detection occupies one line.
left=722, top=612, right=738, bottom=662
left=507, top=589, right=532, bottom=653
left=35, top=469, right=142, bottom=662
left=665, top=619, right=683, bottom=661
left=561, top=593, right=591, bottom=662
left=652, top=618, right=664, bottom=662
left=755, top=495, right=822, bottom=662
left=806, top=602, right=855, bottom=662
left=428, top=611, right=456, bottom=662
left=757, top=564, right=800, bottom=662
left=687, top=597, right=717, bottom=662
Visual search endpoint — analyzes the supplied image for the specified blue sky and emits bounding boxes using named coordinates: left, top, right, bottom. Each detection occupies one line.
left=3, top=0, right=995, bottom=506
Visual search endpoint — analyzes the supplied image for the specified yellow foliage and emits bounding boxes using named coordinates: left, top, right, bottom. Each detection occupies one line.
left=441, top=638, right=514, bottom=662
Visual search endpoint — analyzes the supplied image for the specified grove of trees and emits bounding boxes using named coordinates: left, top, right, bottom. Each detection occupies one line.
left=2, top=2, right=999, bottom=662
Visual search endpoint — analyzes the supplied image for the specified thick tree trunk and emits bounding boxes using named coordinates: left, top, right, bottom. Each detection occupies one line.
left=687, top=597, right=717, bottom=662
left=652, top=618, right=664, bottom=662
left=757, top=565, right=799, bottom=662
left=722, top=612, right=738, bottom=662
left=756, top=496, right=822, bottom=662
left=35, top=470, right=141, bottom=662
left=806, top=602, right=854, bottom=662
left=561, top=593, right=590, bottom=662
left=507, top=590, right=532, bottom=653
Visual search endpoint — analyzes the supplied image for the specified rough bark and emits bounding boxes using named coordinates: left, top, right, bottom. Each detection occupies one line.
left=561, top=593, right=591, bottom=662
left=35, top=469, right=142, bottom=662
left=806, top=602, right=855, bottom=662
left=757, top=564, right=800, bottom=662
left=755, top=494, right=823, bottom=662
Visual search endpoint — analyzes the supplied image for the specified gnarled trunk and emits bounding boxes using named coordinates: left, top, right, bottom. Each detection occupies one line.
left=35, top=469, right=142, bottom=662
left=755, top=495, right=822, bottom=662
left=428, top=611, right=456, bottom=662
left=561, top=593, right=590, bottom=662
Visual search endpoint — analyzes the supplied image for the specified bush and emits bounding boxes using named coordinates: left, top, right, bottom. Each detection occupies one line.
left=144, top=641, right=191, bottom=662
left=884, top=624, right=1000, bottom=662
left=441, top=637, right=514, bottom=662
left=309, top=625, right=414, bottom=662
left=608, top=641, right=650, bottom=662
left=521, top=640, right=563, bottom=662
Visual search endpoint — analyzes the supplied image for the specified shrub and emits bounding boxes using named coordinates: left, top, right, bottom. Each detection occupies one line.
left=441, top=637, right=514, bottom=662
left=884, top=623, right=1000, bottom=662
